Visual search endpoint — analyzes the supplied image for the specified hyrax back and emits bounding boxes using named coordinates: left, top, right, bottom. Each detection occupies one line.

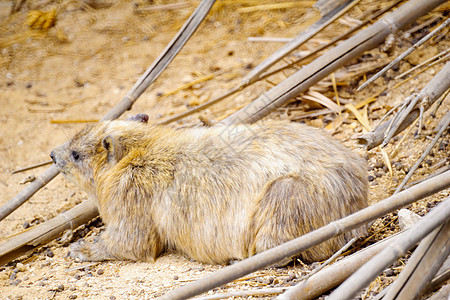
left=51, top=118, right=368, bottom=265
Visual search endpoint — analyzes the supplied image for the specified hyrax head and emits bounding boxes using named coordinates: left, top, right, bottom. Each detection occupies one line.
left=50, top=114, right=149, bottom=196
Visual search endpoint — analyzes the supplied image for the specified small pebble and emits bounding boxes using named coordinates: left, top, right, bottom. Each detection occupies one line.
left=392, top=261, right=402, bottom=268
left=173, top=275, right=178, bottom=280
left=393, top=162, right=403, bottom=171
left=57, top=284, right=64, bottom=292
left=97, top=269, right=104, bottom=275
left=23, top=221, right=30, bottom=229
left=438, top=141, right=448, bottom=151
left=16, top=263, right=25, bottom=272
left=287, top=273, right=296, bottom=281
left=398, top=209, right=421, bottom=230
left=13, top=268, right=20, bottom=274
left=384, top=269, right=395, bottom=276
left=374, top=172, right=383, bottom=178
left=11, top=279, right=21, bottom=286
left=74, top=274, right=81, bottom=280
left=41, top=261, right=51, bottom=267
left=9, top=273, right=16, bottom=280
left=46, top=249, right=54, bottom=258
left=374, top=161, right=384, bottom=169
left=86, top=272, right=93, bottom=277
left=69, top=295, right=77, bottom=299
left=368, top=175, right=375, bottom=182
left=110, top=296, right=116, bottom=300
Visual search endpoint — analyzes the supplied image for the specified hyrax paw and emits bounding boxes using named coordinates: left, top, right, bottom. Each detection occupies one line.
left=68, top=240, right=92, bottom=262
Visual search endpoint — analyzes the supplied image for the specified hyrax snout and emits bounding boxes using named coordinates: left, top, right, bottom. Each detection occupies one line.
left=51, top=115, right=368, bottom=265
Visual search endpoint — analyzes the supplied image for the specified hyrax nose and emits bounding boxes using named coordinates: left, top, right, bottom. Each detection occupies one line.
left=50, top=151, right=56, bottom=163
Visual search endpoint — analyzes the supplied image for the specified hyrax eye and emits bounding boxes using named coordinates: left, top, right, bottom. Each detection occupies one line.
left=71, top=150, right=81, bottom=161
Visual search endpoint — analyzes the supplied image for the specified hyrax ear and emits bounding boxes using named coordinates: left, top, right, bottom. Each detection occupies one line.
left=126, top=113, right=149, bottom=124
left=102, top=135, right=123, bottom=163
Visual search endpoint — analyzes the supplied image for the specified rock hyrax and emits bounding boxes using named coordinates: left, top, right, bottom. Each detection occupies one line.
left=50, top=115, right=368, bottom=264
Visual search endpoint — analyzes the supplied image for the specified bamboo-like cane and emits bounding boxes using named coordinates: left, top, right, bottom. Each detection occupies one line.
left=277, top=231, right=407, bottom=300
left=0, top=199, right=98, bottom=266
left=221, top=0, right=447, bottom=125
left=357, top=17, right=450, bottom=91
left=195, top=250, right=450, bottom=300
left=327, top=197, right=450, bottom=300
left=383, top=220, right=450, bottom=300
left=156, top=171, right=450, bottom=300
left=357, top=61, right=450, bottom=150
left=427, top=255, right=450, bottom=294
left=0, top=0, right=216, bottom=222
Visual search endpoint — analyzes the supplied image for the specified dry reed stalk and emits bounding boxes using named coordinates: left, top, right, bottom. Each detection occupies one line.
left=157, top=65, right=240, bottom=98
left=196, top=248, right=449, bottom=300
left=328, top=197, right=450, bottom=300
left=0, top=0, right=216, bottom=222
left=357, top=17, right=450, bottom=91
left=426, top=255, right=450, bottom=294
left=241, top=0, right=361, bottom=86
left=330, top=72, right=341, bottom=109
left=394, top=48, right=450, bottom=79
left=135, top=2, right=191, bottom=12
left=278, top=230, right=406, bottom=300
left=237, top=2, right=315, bottom=13
left=49, top=119, right=99, bottom=123
left=0, top=199, right=98, bottom=266
left=157, top=0, right=355, bottom=125
left=392, top=51, right=450, bottom=90
left=157, top=86, right=242, bottom=125
left=222, top=0, right=446, bottom=125
left=11, top=160, right=53, bottom=175
left=358, top=60, right=450, bottom=150
left=405, top=15, right=441, bottom=35
left=194, top=287, right=291, bottom=300
left=383, top=220, right=450, bottom=299
left=156, top=171, right=450, bottom=300
left=247, top=37, right=293, bottom=43
left=291, top=237, right=357, bottom=283
left=394, top=110, right=450, bottom=193
left=258, top=0, right=405, bottom=82
left=158, top=0, right=403, bottom=126
left=346, top=103, right=393, bottom=176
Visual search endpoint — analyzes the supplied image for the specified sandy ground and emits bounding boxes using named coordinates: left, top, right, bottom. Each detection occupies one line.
left=0, top=0, right=449, bottom=299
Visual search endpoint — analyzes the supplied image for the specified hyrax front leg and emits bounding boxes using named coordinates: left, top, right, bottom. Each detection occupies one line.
left=69, top=227, right=125, bottom=262
left=69, top=234, right=115, bottom=262
left=69, top=223, right=164, bottom=262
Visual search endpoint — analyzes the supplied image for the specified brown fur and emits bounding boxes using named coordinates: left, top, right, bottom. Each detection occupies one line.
left=50, top=119, right=369, bottom=265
